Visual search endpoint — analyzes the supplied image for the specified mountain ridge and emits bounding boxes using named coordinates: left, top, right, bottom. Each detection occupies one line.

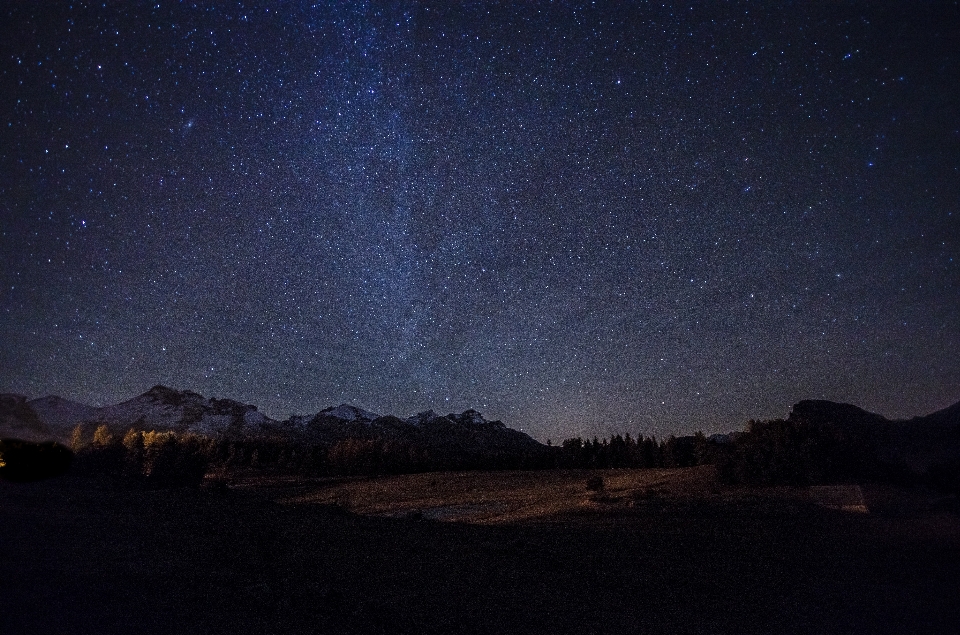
left=788, top=398, right=960, bottom=428
left=0, top=385, right=545, bottom=460
left=3, top=387, right=959, bottom=450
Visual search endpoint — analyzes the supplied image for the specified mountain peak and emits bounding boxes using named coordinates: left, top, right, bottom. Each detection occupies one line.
left=318, top=404, right=379, bottom=423
left=145, top=384, right=178, bottom=397
left=405, top=409, right=504, bottom=429
left=142, top=385, right=205, bottom=406
left=406, top=410, right=443, bottom=425
left=451, top=409, right=487, bottom=425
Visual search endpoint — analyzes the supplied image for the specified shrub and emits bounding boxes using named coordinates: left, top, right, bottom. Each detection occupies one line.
left=585, top=475, right=605, bottom=491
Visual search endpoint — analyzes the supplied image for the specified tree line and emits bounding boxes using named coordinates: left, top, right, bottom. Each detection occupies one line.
left=713, top=417, right=960, bottom=493
left=60, top=424, right=727, bottom=484
left=550, top=432, right=716, bottom=469
left=3, top=416, right=957, bottom=496
left=62, top=423, right=551, bottom=486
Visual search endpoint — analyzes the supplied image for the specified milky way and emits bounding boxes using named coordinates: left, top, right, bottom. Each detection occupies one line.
left=2, top=2, right=958, bottom=440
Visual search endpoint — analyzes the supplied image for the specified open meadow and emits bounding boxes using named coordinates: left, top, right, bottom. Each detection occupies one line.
left=232, top=466, right=720, bottom=521
left=3, top=467, right=959, bottom=634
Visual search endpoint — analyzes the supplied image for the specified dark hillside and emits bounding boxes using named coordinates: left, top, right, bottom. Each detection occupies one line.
left=916, top=401, right=960, bottom=427
left=789, top=399, right=890, bottom=426
left=0, top=394, right=53, bottom=443
left=716, top=399, right=960, bottom=488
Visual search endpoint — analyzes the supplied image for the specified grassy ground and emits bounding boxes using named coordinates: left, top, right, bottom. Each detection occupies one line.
left=247, top=467, right=727, bottom=523
left=2, top=468, right=959, bottom=634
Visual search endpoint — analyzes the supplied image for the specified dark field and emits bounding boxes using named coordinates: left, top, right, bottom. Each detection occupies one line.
left=2, top=468, right=959, bottom=634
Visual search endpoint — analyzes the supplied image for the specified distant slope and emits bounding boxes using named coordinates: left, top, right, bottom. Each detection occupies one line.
left=787, top=398, right=960, bottom=473
left=788, top=398, right=960, bottom=428
left=915, top=400, right=960, bottom=427
left=0, top=394, right=54, bottom=443
left=788, top=400, right=890, bottom=426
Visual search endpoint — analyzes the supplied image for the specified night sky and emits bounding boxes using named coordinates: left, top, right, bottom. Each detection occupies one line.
left=2, top=2, right=958, bottom=441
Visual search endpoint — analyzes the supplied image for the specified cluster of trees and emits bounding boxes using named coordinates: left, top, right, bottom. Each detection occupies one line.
left=67, top=426, right=728, bottom=483
left=206, top=435, right=547, bottom=474
left=198, top=436, right=431, bottom=475
left=713, top=417, right=960, bottom=493
left=14, top=415, right=956, bottom=494
left=713, top=418, right=873, bottom=486
left=552, top=433, right=716, bottom=469
left=552, top=420, right=959, bottom=494
left=68, top=425, right=549, bottom=484
left=71, top=425, right=209, bottom=487
left=65, top=420, right=870, bottom=487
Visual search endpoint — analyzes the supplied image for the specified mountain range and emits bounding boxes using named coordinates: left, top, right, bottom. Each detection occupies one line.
left=0, top=385, right=545, bottom=460
left=3, top=388, right=958, bottom=462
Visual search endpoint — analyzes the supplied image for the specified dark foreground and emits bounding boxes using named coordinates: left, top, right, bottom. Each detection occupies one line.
left=2, top=473, right=959, bottom=635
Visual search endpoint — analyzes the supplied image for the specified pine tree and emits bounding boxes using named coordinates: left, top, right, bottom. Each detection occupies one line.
left=92, top=424, right=113, bottom=446
left=123, top=428, right=145, bottom=476
left=70, top=425, right=85, bottom=452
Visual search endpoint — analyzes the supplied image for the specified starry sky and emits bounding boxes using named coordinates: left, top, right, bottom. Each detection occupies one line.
left=2, top=2, right=958, bottom=441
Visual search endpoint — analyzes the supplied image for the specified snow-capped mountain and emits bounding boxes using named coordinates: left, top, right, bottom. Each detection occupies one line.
left=316, top=404, right=380, bottom=423
left=405, top=409, right=503, bottom=428
left=0, top=386, right=546, bottom=461
left=1, top=386, right=274, bottom=441
left=93, top=385, right=271, bottom=436
left=406, top=410, right=443, bottom=426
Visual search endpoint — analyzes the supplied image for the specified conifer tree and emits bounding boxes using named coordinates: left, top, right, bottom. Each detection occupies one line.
left=92, top=424, right=113, bottom=446
left=70, top=425, right=85, bottom=452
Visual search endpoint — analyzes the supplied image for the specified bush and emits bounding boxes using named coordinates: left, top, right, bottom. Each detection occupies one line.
left=585, top=475, right=605, bottom=491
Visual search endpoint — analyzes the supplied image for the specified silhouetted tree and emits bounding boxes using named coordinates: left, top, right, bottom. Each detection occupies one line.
left=70, top=425, right=86, bottom=452
left=92, top=424, right=114, bottom=446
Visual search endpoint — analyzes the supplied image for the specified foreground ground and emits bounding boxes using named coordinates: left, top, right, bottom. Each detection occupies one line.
left=2, top=467, right=959, bottom=634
